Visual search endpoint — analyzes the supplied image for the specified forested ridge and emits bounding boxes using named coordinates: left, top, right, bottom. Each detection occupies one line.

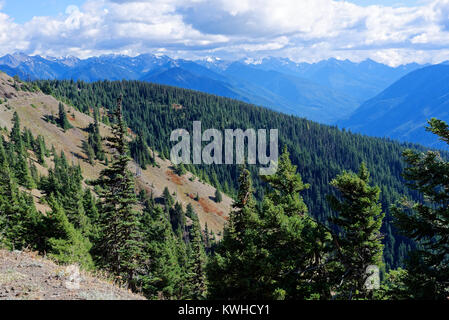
left=2, top=76, right=448, bottom=300
left=34, top=79, right=445, bottom=271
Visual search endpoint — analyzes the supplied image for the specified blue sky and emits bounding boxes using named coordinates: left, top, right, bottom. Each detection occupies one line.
left=2, top=0, right=84, bottom=23
left=0, top=0, right=448, bottom=66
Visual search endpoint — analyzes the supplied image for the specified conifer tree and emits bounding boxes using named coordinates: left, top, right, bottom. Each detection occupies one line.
left=46, top=195, right=94, bottom=269
left=58, top=102, right=72, bottom=131
left=0, top=159, right=25, bottom=248
left=207, top=167, right=261, bottom=299
left=186, top=210, right=207, bottom=299
left=10, top=111, right=22, bottom=148
left=34, top=135, right=47, bottom=165
left=140, top=203, right=183, bottom=299
left=258, top=147, right=328, bottom=299
left=14, top=151, right=35, bottom=189
left=214, top=189, right=222, bottom=203
left=173, top=163, right=186, bottom=177
left=94, top=96, right=145, bottom=290
left=327, top=163, right=384, bottom=299
left=162, top=186, right=174, bottom=213
left=0, top=164, right=45, bottom=250
left=86, top=115, right=104, bottom=162
left=8, top=114, right=35, bottom=189
left=130, top=133, right=153, bottom=169
left=392, top=118, right=449, bottom=299
left=170, top=202, right=186, bottom=238
left=185, top=203, right=196, bottom=220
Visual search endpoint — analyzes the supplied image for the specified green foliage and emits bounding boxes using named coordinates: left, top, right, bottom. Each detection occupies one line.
left=207, top=167, right=262, bottom=299
left=327, top=163, right=385, bottom=299
left=391, top=118, right=449, bottom=299
left=139, top=199, right=187, bottom=299
left=8, top=113, right=36, bottom=189
left=173, top=163, right=186, bottom=176
left=162, top=187, right=174, bottom=211
left=0, top=159, right=43, bottom=250
left=130, top=133, right=154, bottom=169
left=84, top=112, right=105, bottom=164
left=40, top=151, right=90, bottom=234
left=46, top=196, right=94, bottom=270
left=93, top=97, right=145, bottom=289
left=375, top=268, right=410, bottom=300
left=185, top=209, right=207, bottom=299
left=214, top=189, right=222, bottom=203
left=258, top=149, right=330, bottom=299
left=35, top=79, right=436, bottom=270
left=58, top=102, right=72, bottom=131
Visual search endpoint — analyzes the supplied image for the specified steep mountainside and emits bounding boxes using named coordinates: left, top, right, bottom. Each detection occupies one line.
left=0, top=71, right=231, bottom=234
left=246, top=58, right=422, bottom=103
left=38, top=78, right=446, bottom=270
left=221, top=62, right=359, bottom=123
left=339, top=64, right=449, bottom=149
left=141, top=67, right=243, bottom=101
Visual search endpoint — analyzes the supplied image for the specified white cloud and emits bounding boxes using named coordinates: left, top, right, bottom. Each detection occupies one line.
left=1, top=0, right=449, bottom=65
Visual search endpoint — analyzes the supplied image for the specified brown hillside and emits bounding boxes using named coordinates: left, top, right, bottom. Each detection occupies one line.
left=0, top=71, right=230, bottom=235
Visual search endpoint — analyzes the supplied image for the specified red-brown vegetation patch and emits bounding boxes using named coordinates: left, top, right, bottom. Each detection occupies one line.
left=198, top=197, right=225, bottom=217
left=166, top=170, right=184, bottom=185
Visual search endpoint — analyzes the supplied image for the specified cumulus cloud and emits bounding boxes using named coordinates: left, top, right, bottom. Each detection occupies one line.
left=1, top=0, right=449, bottom=65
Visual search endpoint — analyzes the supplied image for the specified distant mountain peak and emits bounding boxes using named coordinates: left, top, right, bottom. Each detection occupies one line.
left=243, top=57, right=263, bottom=65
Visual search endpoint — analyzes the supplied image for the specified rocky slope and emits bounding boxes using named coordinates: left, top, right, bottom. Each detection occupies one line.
left=0, top=249, right=144, bottom=300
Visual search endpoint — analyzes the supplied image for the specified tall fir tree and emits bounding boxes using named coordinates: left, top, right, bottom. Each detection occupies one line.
left=94, top=96, right=145, bottom=290
left=327, top=163, right=385, bottom=300
left=207, top=166, right=262, bottom=299
left=185, top=209, right=207, bottom=299
left=258, top=147, right=329, bottom=299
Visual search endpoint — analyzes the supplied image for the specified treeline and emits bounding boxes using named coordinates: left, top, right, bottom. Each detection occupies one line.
left=33, top=79, right=444, bottom=271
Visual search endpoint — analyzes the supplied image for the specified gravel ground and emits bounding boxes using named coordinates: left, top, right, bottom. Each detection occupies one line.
left=0, top=250, right=145, bottom=300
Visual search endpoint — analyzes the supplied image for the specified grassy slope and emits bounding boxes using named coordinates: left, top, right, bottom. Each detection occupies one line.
left=0, top=71, right=230, bottom=234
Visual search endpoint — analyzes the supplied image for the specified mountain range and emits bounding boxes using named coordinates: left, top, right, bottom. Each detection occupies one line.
left=0, top=52, right=422, bottom=124
left=339, top=64, right=449, bottom=149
